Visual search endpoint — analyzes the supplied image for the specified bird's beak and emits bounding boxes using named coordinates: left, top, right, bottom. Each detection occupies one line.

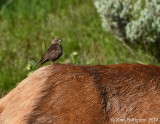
left=59, top=39, right=62, bottom=42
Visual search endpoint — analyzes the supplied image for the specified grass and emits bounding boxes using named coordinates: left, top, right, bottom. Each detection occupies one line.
left=0, top=0, right=158, bottom=93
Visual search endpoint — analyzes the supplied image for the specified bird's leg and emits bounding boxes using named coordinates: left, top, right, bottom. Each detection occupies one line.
left=50, top=60, right=54, bottom=64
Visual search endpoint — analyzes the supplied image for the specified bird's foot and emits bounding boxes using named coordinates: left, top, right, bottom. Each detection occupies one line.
left=53, top=62, right=60, bottom=65
left=50, top=60, right=60, bottom=65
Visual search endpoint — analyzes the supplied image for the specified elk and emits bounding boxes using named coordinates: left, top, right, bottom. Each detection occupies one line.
left=0, top=64, right=160, bottom=124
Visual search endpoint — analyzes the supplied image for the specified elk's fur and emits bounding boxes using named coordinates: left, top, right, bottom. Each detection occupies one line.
left=0, top=64, right=160, bottom=124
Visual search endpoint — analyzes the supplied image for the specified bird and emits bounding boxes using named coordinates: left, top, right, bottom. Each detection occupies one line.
left=37, top=38, right=63, bottom=68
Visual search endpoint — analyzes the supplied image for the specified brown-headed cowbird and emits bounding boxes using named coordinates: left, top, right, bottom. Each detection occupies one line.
left=38, top=38, right=62, bottom=68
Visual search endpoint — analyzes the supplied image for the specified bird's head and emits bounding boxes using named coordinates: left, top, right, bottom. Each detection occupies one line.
left=51, top=38, right=62, bottom=44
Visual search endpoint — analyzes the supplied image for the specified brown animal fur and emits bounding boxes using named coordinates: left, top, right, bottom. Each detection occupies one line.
left=0, top=64, right=160, bottom=124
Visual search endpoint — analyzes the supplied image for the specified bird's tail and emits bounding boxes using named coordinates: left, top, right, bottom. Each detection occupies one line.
left=37, top=63, right=41, bottom=69
left=37, top=59, right=46, bottom=69
left=37, top=60, right=43, bottom=69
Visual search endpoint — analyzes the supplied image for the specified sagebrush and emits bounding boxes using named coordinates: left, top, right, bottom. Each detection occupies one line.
left=94, top=0, right=160, bottom=43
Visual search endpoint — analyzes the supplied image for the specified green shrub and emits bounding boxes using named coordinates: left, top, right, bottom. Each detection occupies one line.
left=94, top=0, right=160, bottom=43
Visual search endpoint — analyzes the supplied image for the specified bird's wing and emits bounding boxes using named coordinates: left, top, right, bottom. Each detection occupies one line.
left=38, top=44, right=58, bottom=65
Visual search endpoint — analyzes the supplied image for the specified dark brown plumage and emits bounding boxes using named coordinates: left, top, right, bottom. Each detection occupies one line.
left=38, top=38, right=62, bottom=68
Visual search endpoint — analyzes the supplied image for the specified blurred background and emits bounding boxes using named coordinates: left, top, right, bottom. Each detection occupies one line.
left=0, top=0, right=160, bottom=94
